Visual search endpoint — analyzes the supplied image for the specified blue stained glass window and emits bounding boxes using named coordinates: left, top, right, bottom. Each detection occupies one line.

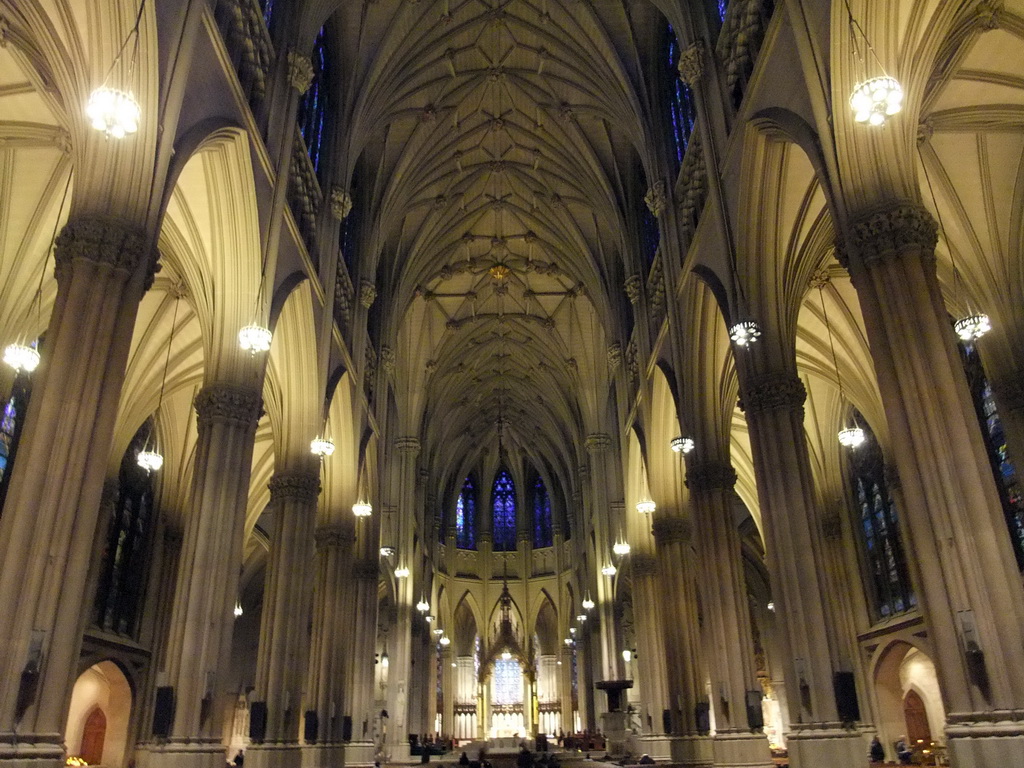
left=492, top=470, right=517, bottom=552
left=960, top=341, right=1024, bottom=567
left=666, top=26, right=698, bottom=169
left=0, top=352, right=35, bottom=517
left=718, top=0, right=728, bottom=23
left=0, top=399, right=17, bottom=484
left=260, top=0, right=274, bottom=27
left=298, top=28, right=329, bottom=176
left=492, top=658, right=522, bottom=705
left=456, top=476, right=476, bottom=550
left=533, top=477, right=553, bottom=548
left=847, top=411, right=915, bottom=619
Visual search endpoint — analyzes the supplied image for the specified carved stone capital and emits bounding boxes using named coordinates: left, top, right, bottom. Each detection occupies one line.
left=380, top=345, right=396, bottom=375
left=194, top=384, right=263, bottom=430
left=269, top=471, right=321, bottom=505
left=287, top=51, right=315, bottom=93
left=359, top=280, right=377, bottom=308
left=739, top=373, right=806, bottom=415
left=685, top=462, right=738, bottom=493
left=644, top=180, right=668, bottom=218
left=677, top=39, right=706, bottom=87
left=624, top=275, right=642, bottom=304
left=352, top=559, right=380, bottom=581
left=652, top=515, right=691, bottom=545
left=846, top=203, right=938, bottom=269
left=330, top=187, right=353, bottom=220
left=315, top=525, right=355, bottom=550
left=607, top=343, right=622, bottom=370
left=585, top=433, right=611, bottom=453
left=396, top=436, right=421, bottom=454
left=631, top=552, right=659, bottom=577
left=55, top=216, right=148, bottom=282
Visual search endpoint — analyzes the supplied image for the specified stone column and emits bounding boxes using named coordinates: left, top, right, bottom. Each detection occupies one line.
left=247, top=470, right=320, bottom=768
left=844, top=203, right=1024, bottom=764
left=686, top=461, right=772, bottom=768
left=652, top=515, right=712, bottom=767
left=344, top=558, right=381, bottom=765
left=306, top=525, right=355, bottom=753
left=0, top=218, right=151, bottom=768
left=139, top=383, right=263, bottom=768
left=738, top=372, right=863, bottom=766
left=630, top=553, right=673, bottom=759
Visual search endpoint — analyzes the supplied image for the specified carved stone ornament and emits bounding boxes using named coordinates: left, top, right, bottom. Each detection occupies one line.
left=380, top=345, right=396, bottom=375
left=352, top=559, right=380, bottom=581
left=624, top=275, right=642, bottom=304
left=607, top=343, right=623, bottom=370
left=739, top=373, right=806, bottom=415
left=194, top=383, right=263, bottom=429
left=677, top=39, right=706, bottom=87
left=584, top=433, right=611, bottom=453
left=644, top=180, right=668, bottom=218
left=269, top=472, right=321, bottom=505
left=287, top=51, right=315, bottom=93
left=396, top=436, right=421, bottom=454
left=330, top=187, right=353, bottom=220
left=359, top=280, right=377, bottom=308
left=55, top=216, right=148, bottom=280
left=651, top=515, right=692, bottom=545
left=315, top=525, right=355, bottom=550
left=631, top=552, right=659, bottom=577
left=847, top=203, right=938, bottom=269
left=685, top=462, right=738, bottom=493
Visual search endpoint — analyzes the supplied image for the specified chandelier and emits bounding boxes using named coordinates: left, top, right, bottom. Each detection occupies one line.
left=844, top=1, right=903, bottom=127
left=671, top=436, right=694, bottom=454
left=311, top=437, right=335, bottom=457
left=729, top=320, right=762, bottom=347
left=380, top=546, right=396, bottom=557
left=239, top=323, right=272, bottom=354
left=87, top=0, right=147, bottom=139
left=352, top=501, right=372, bottom=517
left=136, top=449, right=164, bottom=472
left=439, top=635, right=451, bottom=647
left=416, top=600, right=430, bottom=613
left=581, top=596, right=595, bottom=611
left=613, top=541, right=631, bottom=556
left=3, top=343, right=39, bottom=373
left=576, top=614, right=587, bottom=623
left=233, top=600, right=244, bottom=618
left=635, top=500, right=656, bottom=515
left=954, top=313, right=991, bottom=342
left=394, top=566, right=410, bottom=578
left=838, top=426, right=866, bottom=448
left=601, top=564, right=617, bottom=577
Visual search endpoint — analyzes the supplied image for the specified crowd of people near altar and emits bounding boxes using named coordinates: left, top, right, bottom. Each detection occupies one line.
left=555, top=729, right=606, bottom=752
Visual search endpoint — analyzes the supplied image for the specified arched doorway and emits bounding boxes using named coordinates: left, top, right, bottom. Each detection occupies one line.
left=903, top=690, right=931, bottom=745
left=81, top=708, right=107, bottom=765
left=65, top=661, right=133, bottom=767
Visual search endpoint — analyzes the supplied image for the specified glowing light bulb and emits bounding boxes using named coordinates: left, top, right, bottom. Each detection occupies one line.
left=311, top=437, right=336, bottom=457
left=352, top=501, right=373, bottom=517
left=671, top=436, right=694, bottom=454
left=636, top=500, right=656, bottom=515
left=954, top=313, right=991, bottom=341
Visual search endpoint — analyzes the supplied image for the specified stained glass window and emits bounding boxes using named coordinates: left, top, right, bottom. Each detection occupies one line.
left=260, top=0, right=274, bottom=27
left=492, top=658, right=522, bottom=705
left=847, top=411, right=915, bottom=619
left=665, top=25, right=698, bottom=170
left=492, top=470, right=517, bottom=551
left=93, top=421, right=157, bottom=638
left=0, top=353, right=35, bottom=516
left=533, top=476, right=553, bottom=548
left=456, top=476, right=476, bottom=550
left=717, top=0, right=729, bottom=23
left=297, top=28, right=329, bottom=176
left=960, top=341, right=1024, bottom=567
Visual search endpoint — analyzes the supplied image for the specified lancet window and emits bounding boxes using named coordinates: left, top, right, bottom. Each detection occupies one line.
left=533, top=476, right=553, bottom=548
left=846, top=411, right=915, bottom=619
left=492, top=470, right=517, bottom=552
left=456, top=475, right=477, bottom=550
left=297, top=27, right=329, bottom=176
left=665, top=25, right=698, bottom=169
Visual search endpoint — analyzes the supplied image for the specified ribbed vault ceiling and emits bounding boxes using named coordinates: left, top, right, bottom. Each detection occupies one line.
left=334, top=0, right=665, bottom=487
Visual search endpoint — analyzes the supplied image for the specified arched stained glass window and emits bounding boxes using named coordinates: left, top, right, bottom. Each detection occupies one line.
left=665, top=25, right=698, bottom=170
left=456, top=476, right=476, bottom=550
left=492, top=658, right=523, bottom=705
left=533, top=476, right=553, bottom=548
left=847, top=411, right=915, bottom=619
left=259, top=0, right=274, bottom=27
left=960, top=341, right=1024, bottom=567
left=492, top=470, right=517, bottom=552
left=297, top=28, right=329, bottom=176
left=93, top=421, right=157, bottom=638
left=0, top=341, right=37, bottom=517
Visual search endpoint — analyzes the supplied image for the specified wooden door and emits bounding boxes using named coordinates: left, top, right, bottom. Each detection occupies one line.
left=80, top=707, right=107, bottom=765
left=903, top=690, right=931, bottom=745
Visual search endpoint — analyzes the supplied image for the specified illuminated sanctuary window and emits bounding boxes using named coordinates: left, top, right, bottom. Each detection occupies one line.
left=492, top=658, right=522, bottom=705
left=492, top=470, right=517, bottom=552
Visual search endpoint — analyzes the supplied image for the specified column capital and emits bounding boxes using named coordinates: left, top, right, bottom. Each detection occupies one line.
left=677, top=39, right=707, bottom=87
left=651, top=515, right=692, bottom=545
left=55, top=216, right=149, bottom=281
left=315, top=525, right=355, bottom=550
left=685, top=461, right=737, bottom=492
left=739, top=372, right=806, bottom=415
left=585, top=433, right=611, bottom=453
left=194, top=383, right=263, bottom=429
left=268, top=471, right=321, bottom=504
left=352, top=559, right=380, bottom=581
left=631, top=552, right=659, bottom=576
left=843, top=201, right=937, bottom=269
left=396, top=436, right=421, bottom=453
left=287, top=50, right=314, bottom=93
left=623, top=275, right=642, bottom=304
left=330, top=187, right=353, bottom=220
